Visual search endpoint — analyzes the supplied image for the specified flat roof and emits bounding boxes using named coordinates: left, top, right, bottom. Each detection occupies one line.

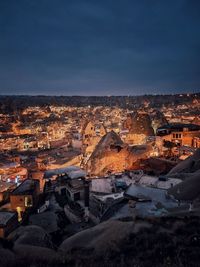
left=44, top=166, right=82, bottom=178
left=0, top=211, right=16, bottom=226
left=124, top=184, right=181, bottom=218
left=125, top=184, right=168, bottom=202
left=157, top=123, right=200, bottom=132
left=11, top=179, right=39, bottom=195
left=68, top=170, right=86, bottom=179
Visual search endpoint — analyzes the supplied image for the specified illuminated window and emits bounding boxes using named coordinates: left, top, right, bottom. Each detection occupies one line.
left=25, top=197, right=33, bottom=207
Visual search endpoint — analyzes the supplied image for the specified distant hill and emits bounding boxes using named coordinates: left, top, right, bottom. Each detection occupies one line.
left=0, top=93, right=199, bottom=112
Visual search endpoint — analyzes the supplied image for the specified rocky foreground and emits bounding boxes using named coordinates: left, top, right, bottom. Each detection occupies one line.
left=1, top=216, right=200, bottom=267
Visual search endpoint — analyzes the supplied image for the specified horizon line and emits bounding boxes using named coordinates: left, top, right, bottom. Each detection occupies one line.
left=0, top=92, right=199, bottom=97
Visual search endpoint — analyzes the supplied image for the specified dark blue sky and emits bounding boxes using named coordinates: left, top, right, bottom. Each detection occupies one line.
left=0, top=0, right=200, bottom=95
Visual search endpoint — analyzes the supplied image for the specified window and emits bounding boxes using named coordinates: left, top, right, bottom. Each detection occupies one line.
left=174, top=133, right=182, bottom=139
left=25, top=196, right=33, bottom=207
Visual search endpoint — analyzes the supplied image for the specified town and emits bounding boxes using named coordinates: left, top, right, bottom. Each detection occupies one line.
left=0, top=94, right=200, bottom=248
left=1, top=0, right=200, bottom=264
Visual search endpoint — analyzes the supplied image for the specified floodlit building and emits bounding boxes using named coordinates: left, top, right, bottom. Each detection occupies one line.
left=157, top=123, right=200, bottom=147
left=82, top=121, right=96, bottom=140
left=82, top=121, right=107, bottom=154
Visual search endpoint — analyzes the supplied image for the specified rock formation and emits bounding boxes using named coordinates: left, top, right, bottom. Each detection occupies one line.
left=168, top=148, right=200, bottom=176
left=123, top=112, right=155, bottom=145
left=8, top=225, right=54, bottom=249
left=59, top=217, right=200, bottom=267
left=86, top=130, right=152, bottom=176
left=2, top=216, right=200, bottom=267
left=140, top=157, right=176, bottom=175
left=167, top=149, right=200, bottom=201
left=167, top=170, right=200, bottom=201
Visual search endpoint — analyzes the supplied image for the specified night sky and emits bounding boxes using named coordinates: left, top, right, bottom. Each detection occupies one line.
left=0, top=0, right=200, bottom=96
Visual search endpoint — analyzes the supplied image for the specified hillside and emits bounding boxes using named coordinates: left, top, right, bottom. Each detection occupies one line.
left=1, top=217, right=200, bottom=267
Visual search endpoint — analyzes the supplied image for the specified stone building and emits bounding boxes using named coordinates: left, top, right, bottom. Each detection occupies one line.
left=82, top=121, right=96, bottom=140
left=82, top=121, right=107, bottom=154
left=55, top=169, right=87, bottom=201
left=10, top=179, right=40, bottom=221
left=157, top=123, right=200, bottom=148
